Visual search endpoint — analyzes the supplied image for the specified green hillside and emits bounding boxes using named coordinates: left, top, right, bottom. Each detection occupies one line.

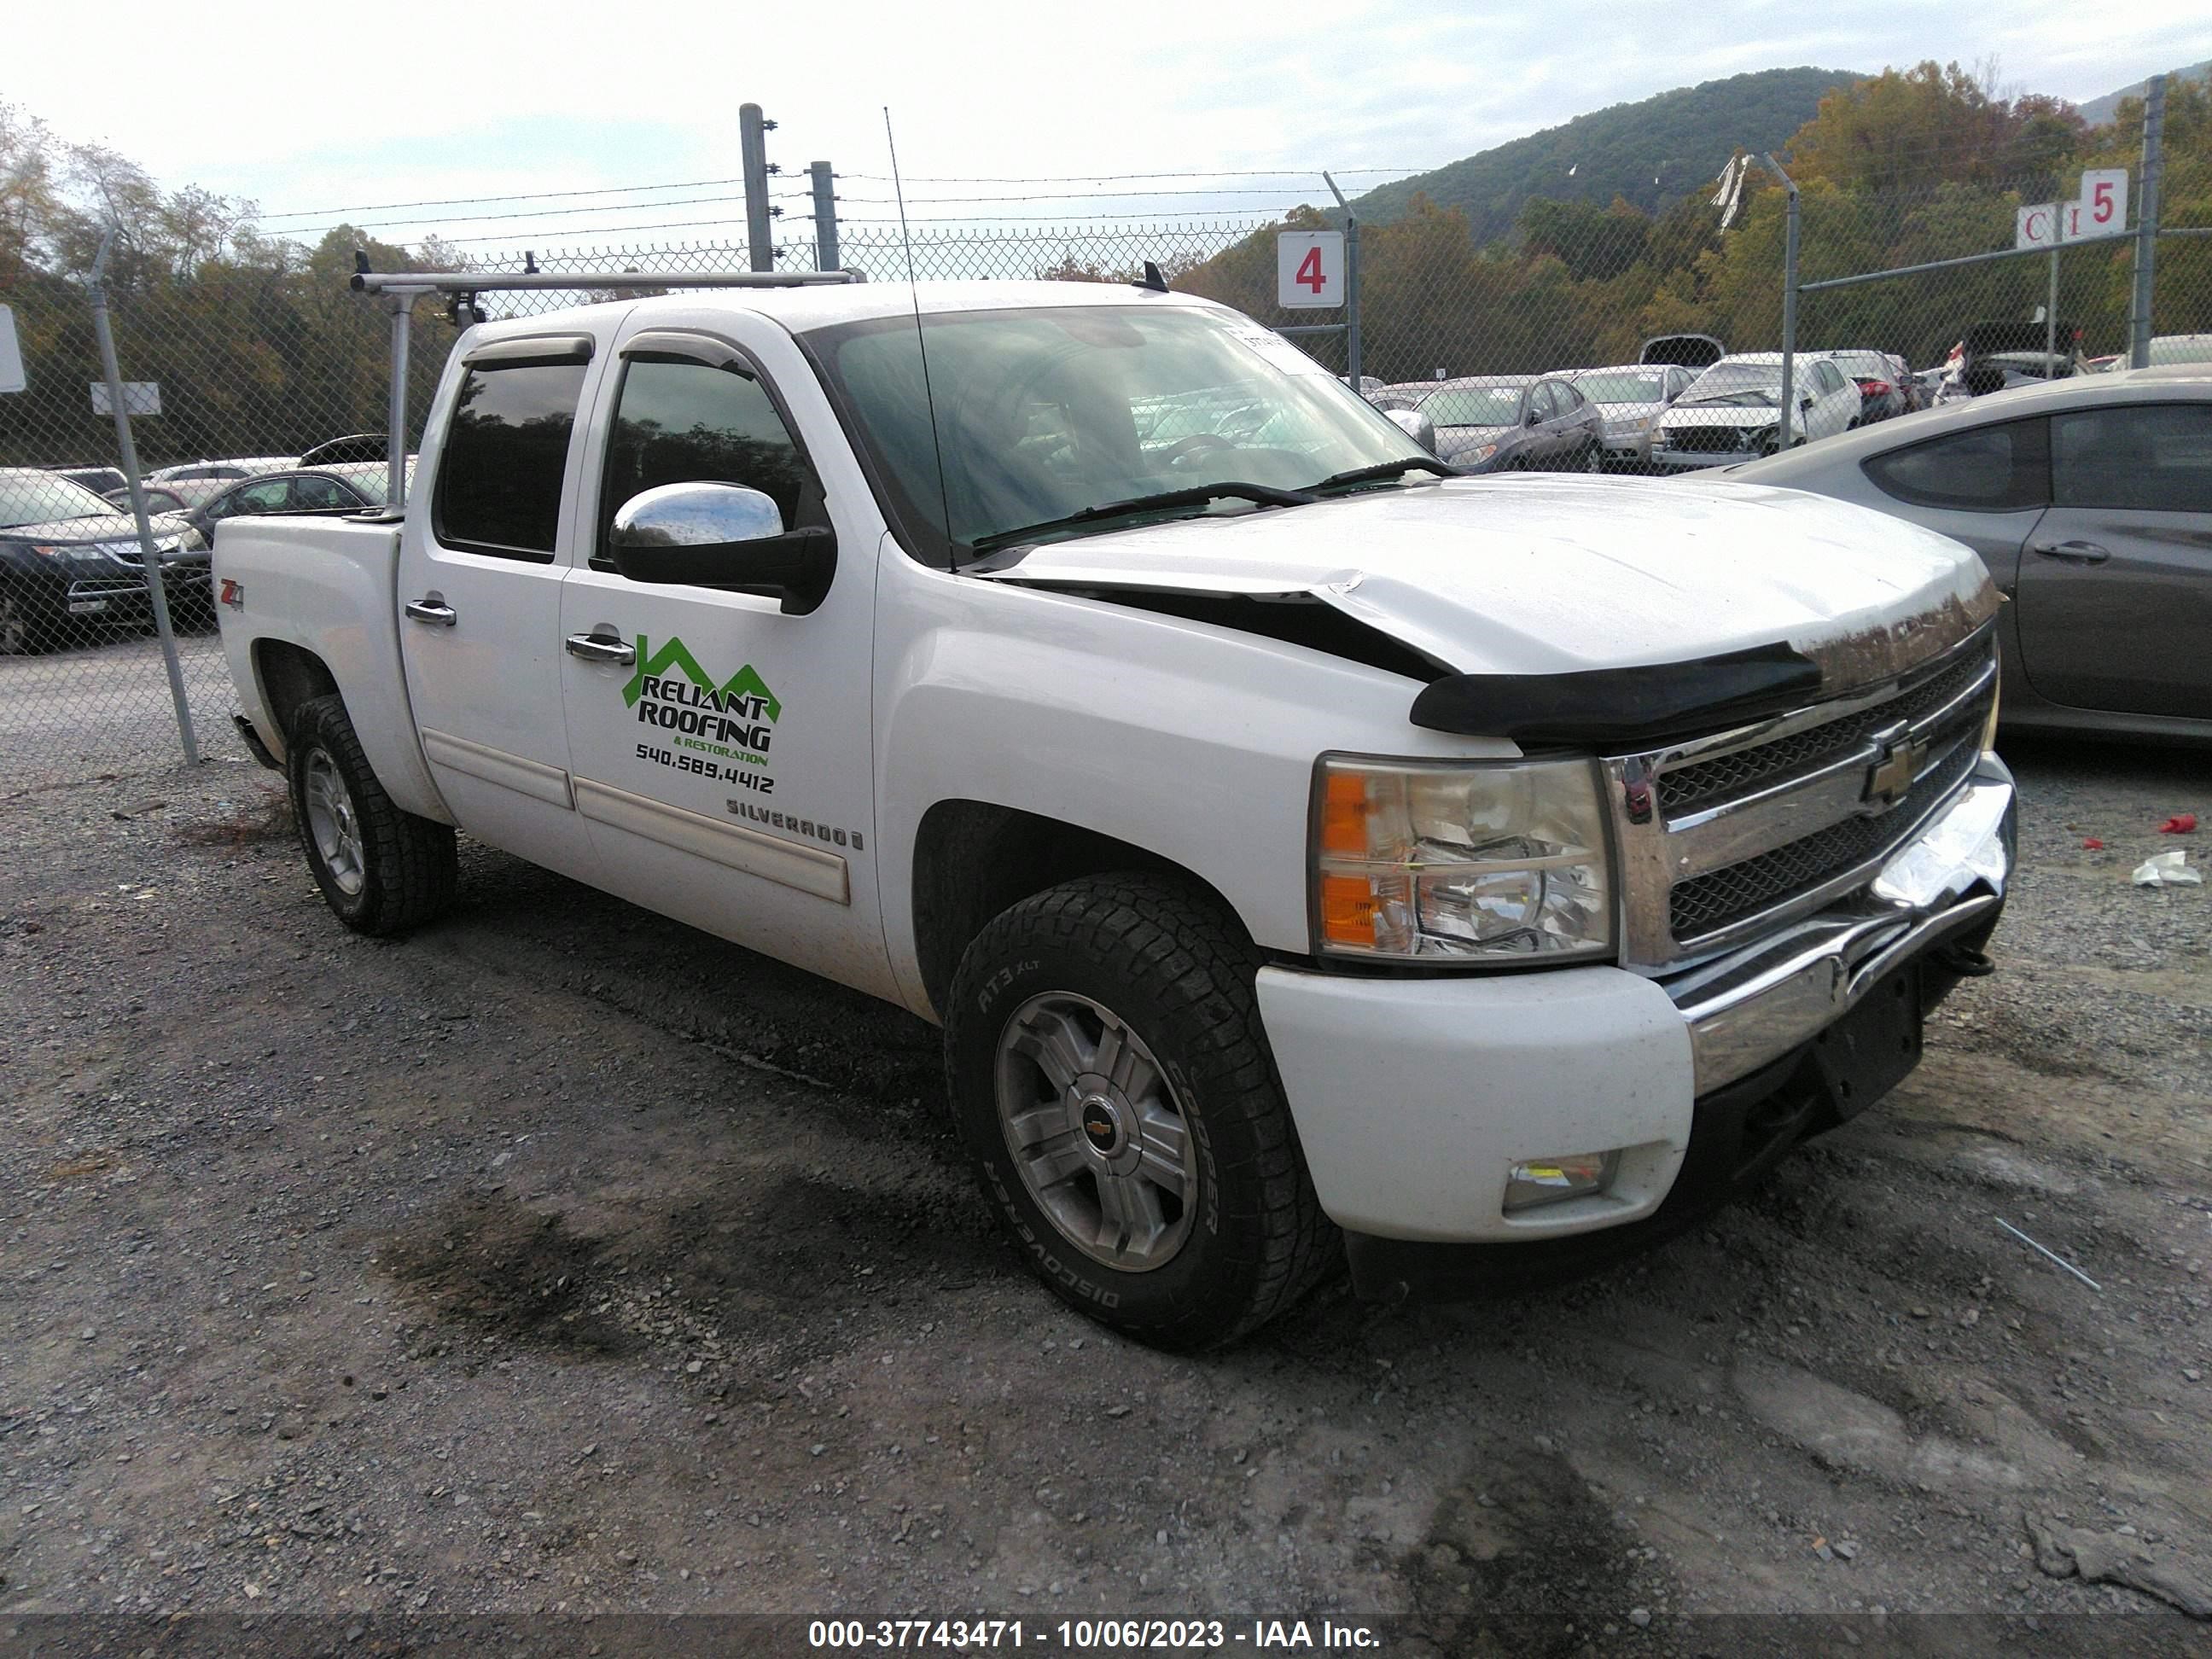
left=1352, top=67, right=1863, bottom=244
left=2077, top=60, right=2211, bottom=126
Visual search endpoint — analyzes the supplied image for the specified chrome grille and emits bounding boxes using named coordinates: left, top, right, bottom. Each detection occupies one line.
left=1668, top=737, right=1980, bottom=939
left=1661, top=650, right=1993, bottom=818
left=1607, top=629, right=1999, bottom=967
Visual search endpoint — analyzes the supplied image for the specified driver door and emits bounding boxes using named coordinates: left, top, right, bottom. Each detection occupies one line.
left=556, top=310, right=895, bottom=1000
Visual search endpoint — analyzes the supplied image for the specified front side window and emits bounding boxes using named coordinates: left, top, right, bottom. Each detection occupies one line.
left=433, top=361, right=589, bottom=562
left=2052, top=404, right=2212, bottom=512
left=808, top=305, right=1429, bottom=562
left=290, top=475, right=353, bottom=511
left=597, top=356, right=815, bottom=570
left=1863, top=419, right=2049, bottom=511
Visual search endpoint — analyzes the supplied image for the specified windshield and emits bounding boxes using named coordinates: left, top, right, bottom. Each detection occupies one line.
left=1572, top=370, right=1668, bottom=405
left=0, top=474, right=117, bottom=528
left=808, top=305, right=1428, bottom=559
left=1682, top=365, right=1782, bottom=405
left=1418, top=385, right=1526, bottom=427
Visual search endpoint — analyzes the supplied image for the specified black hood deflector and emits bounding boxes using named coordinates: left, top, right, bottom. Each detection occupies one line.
left=1408, top=640, right=1823, bottom=749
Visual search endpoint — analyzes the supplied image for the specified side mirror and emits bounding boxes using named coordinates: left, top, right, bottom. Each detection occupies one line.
left=1384, top=407, right=1436, bottom=454
left=609, top=481, right=835, bottom=615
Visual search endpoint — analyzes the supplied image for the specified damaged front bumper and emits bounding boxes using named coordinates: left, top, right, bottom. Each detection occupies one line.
left=1255, top=754, right=2016, bottom=1298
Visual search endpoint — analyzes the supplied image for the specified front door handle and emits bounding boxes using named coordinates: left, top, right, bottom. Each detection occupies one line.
left=405, top=597, right=457, bottom=626
left=2029, top=539, right=2110, bottom=565
left=564, top=632, right=637, bottom=666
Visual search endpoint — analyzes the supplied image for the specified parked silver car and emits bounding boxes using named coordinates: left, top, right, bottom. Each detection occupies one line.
left=1565, top=363, right=1698, bottom=471
left=1403, top=375, right=1603, bottom=473
left=1702, top=368, right=2212, bottom=742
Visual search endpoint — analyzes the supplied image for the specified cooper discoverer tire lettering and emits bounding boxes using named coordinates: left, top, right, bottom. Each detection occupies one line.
left=945, top=874, right=1332, bottom=1350
left=286, top=693, right=457, bottom=936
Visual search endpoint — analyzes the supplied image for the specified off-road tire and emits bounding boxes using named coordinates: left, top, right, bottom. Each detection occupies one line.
left=287, top=693, right=457, bottom=935
left=946, top=874, right=1334, bottom=1350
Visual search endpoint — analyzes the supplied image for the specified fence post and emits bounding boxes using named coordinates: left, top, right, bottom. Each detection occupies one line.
left=810, top=161, right=840, bottom=273
left=2129, top=74, right=2166, bottom=370
left=741, top=105, right=775, bottom=274
left=87, top=230, right=199, bottom=766
left=1765, top=154, right=1800, bottom=445
left=2046, top=211, right=2063, bottom=366
left=385, top=291, right=415, bottom=509
left=1324, top=172, right=1361, bottom=386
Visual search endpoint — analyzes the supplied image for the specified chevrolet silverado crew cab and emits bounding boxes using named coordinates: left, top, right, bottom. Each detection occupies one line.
left=216, top=278, right=2015, bottom=1349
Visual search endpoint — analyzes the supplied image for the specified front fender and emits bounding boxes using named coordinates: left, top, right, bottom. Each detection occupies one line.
left=871, top=568, right=1516, bottom=1014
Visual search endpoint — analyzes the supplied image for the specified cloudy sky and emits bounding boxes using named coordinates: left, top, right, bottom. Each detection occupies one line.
left=9, top=0, right=2209, bottom=253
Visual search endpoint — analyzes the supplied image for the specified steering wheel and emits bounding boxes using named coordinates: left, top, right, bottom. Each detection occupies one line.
left=1163, top=434, right=1236, bottom=466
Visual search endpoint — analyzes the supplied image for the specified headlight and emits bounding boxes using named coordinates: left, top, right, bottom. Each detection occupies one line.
left=1311, top=755, right=1615, bottom=961
left=1456, top=442, right=1499, bottom=465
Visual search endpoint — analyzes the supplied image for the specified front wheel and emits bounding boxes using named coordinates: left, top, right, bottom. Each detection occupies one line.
left=286, top=693, right=457, bottom=935
left=0, top=580, right=55, bottom=655
left=945, top=875, right=1332, bottom=1350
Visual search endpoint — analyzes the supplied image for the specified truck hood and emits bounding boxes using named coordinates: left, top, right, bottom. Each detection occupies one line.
left=975, top=474, right=1995, bottom=694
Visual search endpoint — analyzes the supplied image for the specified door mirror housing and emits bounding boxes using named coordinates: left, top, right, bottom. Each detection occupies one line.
left=608, top=481, right=835, bottom=614
left=1384, top=407, right=1436, bottom=453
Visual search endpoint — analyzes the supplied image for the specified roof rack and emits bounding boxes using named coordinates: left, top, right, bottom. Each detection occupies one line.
left=349, top=258, right=864, bottom=512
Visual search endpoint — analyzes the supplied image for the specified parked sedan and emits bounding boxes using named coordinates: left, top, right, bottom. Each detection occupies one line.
left=0, top=471, right=205, bottom=653
left=144, top=455, right=295, bottom=486
left=1406, top=375, right=1601, bottom=473
left=1651, top=353, right=1861, bottom=468
left=1708, top=369, right=2212, bottom=742
left=1566, top=363, right=1698, bottom=472
left=180, top=463, right=402, bottom=549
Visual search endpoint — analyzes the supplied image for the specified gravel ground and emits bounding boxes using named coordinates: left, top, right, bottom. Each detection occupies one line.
left=1, top=735, right=2208, bottom=1655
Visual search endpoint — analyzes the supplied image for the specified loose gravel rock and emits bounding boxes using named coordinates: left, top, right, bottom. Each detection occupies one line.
left=0, top=735, right=2206, bottom=1650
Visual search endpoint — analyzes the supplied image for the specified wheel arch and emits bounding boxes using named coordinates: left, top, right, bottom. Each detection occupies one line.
left=253, top=637, right=341, bottom=745
left=910, top=799, right=1253, bottom=1024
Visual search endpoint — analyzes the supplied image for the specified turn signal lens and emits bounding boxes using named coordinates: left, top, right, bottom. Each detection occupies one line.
left=1318, top=874, right=1378, bottom=948
left=1320, top=771, right=1370, bottom=856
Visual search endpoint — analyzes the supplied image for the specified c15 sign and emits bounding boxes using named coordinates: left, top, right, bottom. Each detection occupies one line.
left=1277, top=231, right=1344, bottom=308
left=2016, top=168, right=2130, bottom=249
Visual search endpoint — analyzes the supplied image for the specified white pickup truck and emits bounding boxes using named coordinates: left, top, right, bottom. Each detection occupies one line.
left=216, top=277, right=2015, bottom=1349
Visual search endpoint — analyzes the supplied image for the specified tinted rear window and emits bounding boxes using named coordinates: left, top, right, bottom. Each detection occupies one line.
left=433, top=362, right=588, bottom=560
left=2052, top=404, right=2212, bottom=512
left=1863, top=419, right=2049, bottom=511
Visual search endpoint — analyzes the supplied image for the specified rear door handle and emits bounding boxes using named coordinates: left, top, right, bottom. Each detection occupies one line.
left=2029, top=539, right=2110, bottom=565
left=405, top=597, right=457, bottom=626
left=564, top=632, right=637, bottom=666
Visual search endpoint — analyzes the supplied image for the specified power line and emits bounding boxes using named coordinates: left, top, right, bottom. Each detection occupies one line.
left=837, top=166, right=1424, bottom=183
left=258, top=175, right=750, bottom=220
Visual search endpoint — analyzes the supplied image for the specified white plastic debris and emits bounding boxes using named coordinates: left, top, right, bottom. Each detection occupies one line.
left=2132, top=851, right=2203, bottom=888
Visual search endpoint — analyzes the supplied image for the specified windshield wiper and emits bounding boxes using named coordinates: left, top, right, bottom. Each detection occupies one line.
left=966, top=481, right=1318, bottom=556
left=1309, top=457, right=1458, bottom=492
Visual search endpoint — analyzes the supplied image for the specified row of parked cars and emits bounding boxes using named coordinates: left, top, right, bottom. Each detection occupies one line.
left=1362, top=335, right=1928, bottom=477
left=3, top=435, right=396, bottom=654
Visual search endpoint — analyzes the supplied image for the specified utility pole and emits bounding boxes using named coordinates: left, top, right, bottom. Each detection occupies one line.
left=740, top=104, right=777, bottom=273
left=810, top=160, right=839, bottom=272
left=2129, top=74, right=2166, bottom=370
left=1761, top=154, right=1800, bottom=444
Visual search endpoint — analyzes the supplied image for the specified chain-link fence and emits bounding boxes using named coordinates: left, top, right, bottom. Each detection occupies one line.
left=3, top=96, right=2206, bottom=784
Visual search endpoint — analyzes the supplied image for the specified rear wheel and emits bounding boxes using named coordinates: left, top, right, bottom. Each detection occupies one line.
left=946, top=874, right=1332, bottom=1350
left=286, top=694, right=457, bottom=935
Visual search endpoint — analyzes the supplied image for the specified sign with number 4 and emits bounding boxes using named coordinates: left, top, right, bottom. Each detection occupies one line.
left=1277, top=231, right=1343, bottom=309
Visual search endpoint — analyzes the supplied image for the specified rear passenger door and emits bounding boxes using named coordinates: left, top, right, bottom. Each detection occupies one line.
left=2013, top=402, right=2212, bottom=719
left=397, top=331, right=603, bottom=879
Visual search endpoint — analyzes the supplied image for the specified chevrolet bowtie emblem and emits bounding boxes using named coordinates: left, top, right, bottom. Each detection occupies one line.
left=1861, top=725, right=1922, bottom=813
